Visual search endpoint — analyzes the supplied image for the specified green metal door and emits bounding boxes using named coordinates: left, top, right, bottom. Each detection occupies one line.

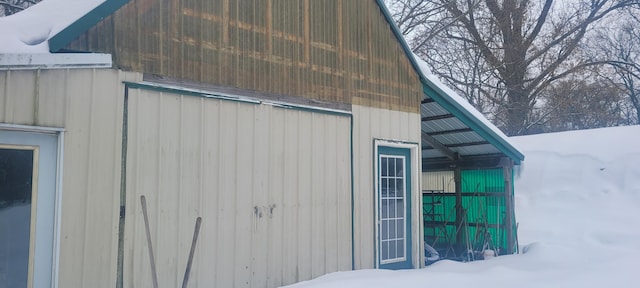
left=377, top=146, right=412, bottom=269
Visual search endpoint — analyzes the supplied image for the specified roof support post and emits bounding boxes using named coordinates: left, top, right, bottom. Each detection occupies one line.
left=502, top=158, right=515, bottom=254
left=421, top=131, right=457, bottom=160
left=454, top=167, right=463, bottom=253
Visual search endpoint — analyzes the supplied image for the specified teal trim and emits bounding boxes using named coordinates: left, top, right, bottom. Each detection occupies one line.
left=271, top=103, right=353, bottom=117
left=350, top=117, right=356, bottom=270
left=423, top=84, right=524, bottom=164
left=511, top=167, right=518, bottom=253
left=377, top=146, right=413, bottom=270
left=124, top=81, right=261, bottom=104
left=123, top=81, right=352, bottom=117
left=116, top=85, right=129, bottom=288
left=48, top=0, right=131, bottom=52
left=374, top=0, right=524, bottom=164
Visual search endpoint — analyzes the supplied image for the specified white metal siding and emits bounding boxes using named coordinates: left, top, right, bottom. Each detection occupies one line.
left=351, top=105, right=421, bottom=269
left=124, top=88, right=352, bottom=287
left=0, top=69, right=142, bottom=288
left=1, top=68, right=422, bottom=286
left=422, top=171, right=455, bottom=192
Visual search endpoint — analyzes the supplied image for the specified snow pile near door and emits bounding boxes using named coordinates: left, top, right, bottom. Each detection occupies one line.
left=284, top=125, right=640, bottom=288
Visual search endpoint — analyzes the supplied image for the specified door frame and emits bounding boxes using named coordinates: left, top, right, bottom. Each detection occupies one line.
left=0, top=123, right=64, bottom=288
left=373, top=139, right=421, bottom=269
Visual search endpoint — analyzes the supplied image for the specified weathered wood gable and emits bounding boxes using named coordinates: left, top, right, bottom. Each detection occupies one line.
left=68, top=0, right=421, bottom=113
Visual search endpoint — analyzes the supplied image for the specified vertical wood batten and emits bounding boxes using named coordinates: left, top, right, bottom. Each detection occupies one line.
left=70, top=0, right=421, bottom=113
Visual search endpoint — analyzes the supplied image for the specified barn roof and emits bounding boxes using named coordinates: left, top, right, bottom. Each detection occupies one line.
left=2, top=0, right=523, bottom=165
left=374, top=0, right=524, bottom=166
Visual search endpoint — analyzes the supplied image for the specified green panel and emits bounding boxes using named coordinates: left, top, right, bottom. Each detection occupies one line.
left=461, top=169, right=506, bottom=253
left=422, top=193, right=456, bottom=247
left=423, top=168, right=512, bottom=257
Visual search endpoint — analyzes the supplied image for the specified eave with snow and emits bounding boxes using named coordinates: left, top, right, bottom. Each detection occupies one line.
left=375, top=2, right=524, bottom=170
left=0, top=0, right=129, bottom=69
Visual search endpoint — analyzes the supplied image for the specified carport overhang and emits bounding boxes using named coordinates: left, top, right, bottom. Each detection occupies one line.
left=420, top=80, right=524, bottom=171
left=371, top=0, right=524, bottom=170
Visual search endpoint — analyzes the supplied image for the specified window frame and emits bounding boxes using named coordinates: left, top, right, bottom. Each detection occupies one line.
left=0, top=125, right=64, bottom=288
left=373, top=139, right=420, bottom=269
left=378, top=153, right=408, bottom=264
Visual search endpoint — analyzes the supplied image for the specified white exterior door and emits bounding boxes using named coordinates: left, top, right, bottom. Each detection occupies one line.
left=0, top=129, right=59, bottom=288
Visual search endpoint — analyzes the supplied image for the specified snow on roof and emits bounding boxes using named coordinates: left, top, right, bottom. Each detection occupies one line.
left=0, top=0, right=106, bottom=53
left=413, top=53, right=522, bottom=156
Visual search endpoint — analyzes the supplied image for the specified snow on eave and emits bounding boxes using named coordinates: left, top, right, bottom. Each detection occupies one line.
left=0, top=0, right=129, bottom=54
left=0, top=53, right=112, bottom=70
left=413, top=53, right=525, bottom=163
left=0, top=0, right=106, bottom=53
left=371, top=0, right=524, bottom=162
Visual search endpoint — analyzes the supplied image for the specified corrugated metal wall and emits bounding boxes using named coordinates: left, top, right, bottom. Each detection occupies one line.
left=460, top=169, right=507, bottom=253
left=0, top=69, right=142, bottom=288
left=422, top=169, right=510, bottom=256
left=68, top=0, right=422, bottom=113
left=351, top=104, right=421, bottom=269
left=124, top=88, right=352, bottom=287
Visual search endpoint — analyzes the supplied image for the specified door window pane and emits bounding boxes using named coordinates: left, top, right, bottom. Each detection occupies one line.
left=379, top=154, right=407, bottom=263
left=0, top=148, right=34, bottom=287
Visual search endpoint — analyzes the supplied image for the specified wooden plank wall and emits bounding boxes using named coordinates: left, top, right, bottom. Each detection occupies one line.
left=68, top=0, right=422, bottom=113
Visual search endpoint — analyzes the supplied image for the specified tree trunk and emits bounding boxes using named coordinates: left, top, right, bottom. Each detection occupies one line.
left=505, top=88, right=529, bottom=135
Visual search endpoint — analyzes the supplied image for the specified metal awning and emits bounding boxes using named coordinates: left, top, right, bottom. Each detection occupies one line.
left=420, top=80, right=524, bottom=170
left=372, top=1, right=523, bottom=169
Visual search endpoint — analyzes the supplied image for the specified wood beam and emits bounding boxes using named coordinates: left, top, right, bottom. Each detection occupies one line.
left=502, top=157, right=515, bottom=254
left=421, top=98, right=435, bottom=104
left=454, top=167, right=463, bottom=252
left=421, top=154, right=504, bottom=171
left=421, top=131, right=458, bottom=160
left=444, top=141, right=489, bottom=148
left=427, top=128, right=473, bottom=136
left=421, top=114, right=455, bottom=122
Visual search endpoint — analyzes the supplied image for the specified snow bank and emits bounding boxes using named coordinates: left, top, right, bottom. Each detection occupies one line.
left=285, top=125, right=640, bottom=288
left=0, top=0, right=105, bottom=53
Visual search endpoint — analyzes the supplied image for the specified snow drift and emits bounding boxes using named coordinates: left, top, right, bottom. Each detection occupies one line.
left=285, top=125, right=640, bottom=288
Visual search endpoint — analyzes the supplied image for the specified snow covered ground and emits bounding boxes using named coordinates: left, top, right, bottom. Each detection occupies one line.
left=285, top=125, right=640, bottom=288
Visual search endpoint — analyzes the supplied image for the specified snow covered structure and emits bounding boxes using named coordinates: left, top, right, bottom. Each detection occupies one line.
left=0, top=0, right=522, bottom=287
left=414, top=56, right=525, bottom=259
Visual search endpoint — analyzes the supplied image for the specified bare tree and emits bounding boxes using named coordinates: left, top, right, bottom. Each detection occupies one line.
left=0, top=0, right=40, bottom=17
left=531, top=76, right=628, bottom=132
left=593, top=13, right=640, bottom=124
left=389, top=0, right=640, bottom=135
